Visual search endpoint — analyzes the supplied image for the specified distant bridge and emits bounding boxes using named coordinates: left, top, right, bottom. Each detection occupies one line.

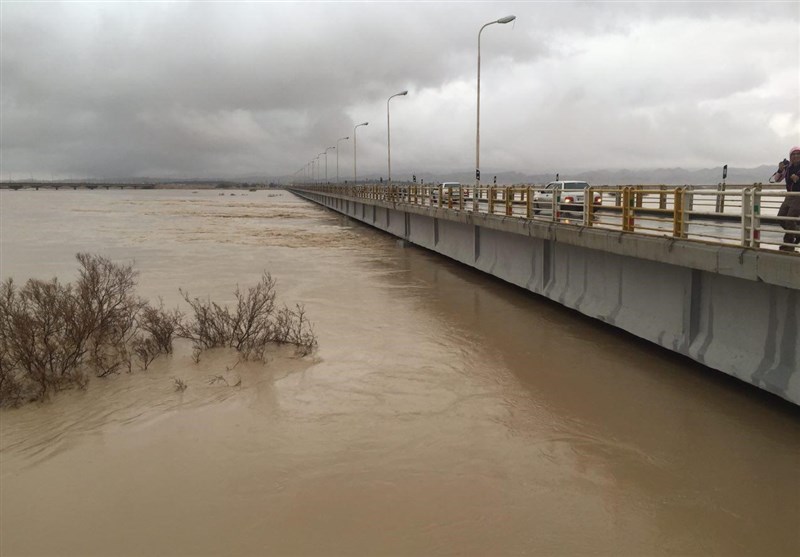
left=0, top=182, right=269, bottom=191
left=0, top=182, right=158, bottom=191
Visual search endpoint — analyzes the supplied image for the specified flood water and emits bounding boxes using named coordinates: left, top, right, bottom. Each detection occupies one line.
left=1, top=189, right=799, bottom=556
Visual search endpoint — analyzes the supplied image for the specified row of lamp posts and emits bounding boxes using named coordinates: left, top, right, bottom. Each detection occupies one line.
left=303, top=15, right=515, bottom=192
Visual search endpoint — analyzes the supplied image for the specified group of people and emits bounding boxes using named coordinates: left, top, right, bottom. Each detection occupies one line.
left=772, top=146, right=800, bottom=252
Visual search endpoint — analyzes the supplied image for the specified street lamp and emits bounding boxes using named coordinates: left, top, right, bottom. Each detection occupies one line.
left=336, top=136, right=349, bottom=184
left=387, top=90, right=408, bottom=188
left=353, top=122, right=368, bottom=185
left=318, top=152, right=326, bottom=183
left=316, top=153, right=325, bottom=183
left=324, top=146, right=335, bottom=183
left=476, top=14, right=515, bottom=210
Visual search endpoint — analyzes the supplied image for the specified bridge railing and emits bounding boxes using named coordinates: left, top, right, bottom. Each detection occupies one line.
left=291, top=183, right=800, bottom=253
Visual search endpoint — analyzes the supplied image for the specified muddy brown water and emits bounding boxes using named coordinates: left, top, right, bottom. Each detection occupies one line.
left=1, top=189, right=798, bottom=556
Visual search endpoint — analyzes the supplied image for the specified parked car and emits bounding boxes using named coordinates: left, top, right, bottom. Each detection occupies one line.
left=431, top=182, right=463, bottom=204
left=532, top=181, right=601, bottom=214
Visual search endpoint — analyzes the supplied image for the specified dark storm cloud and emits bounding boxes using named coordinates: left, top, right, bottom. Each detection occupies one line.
left=1, top=1, right=798, bottom=180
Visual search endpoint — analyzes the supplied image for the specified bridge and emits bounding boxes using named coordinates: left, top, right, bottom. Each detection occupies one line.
left=0, top=182, right=157, bottom=191
left=289, top=183, right=800, bottom=406
left=0, top=182, right=269, bottom=191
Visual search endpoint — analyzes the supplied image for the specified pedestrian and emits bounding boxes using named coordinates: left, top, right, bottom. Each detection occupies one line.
left=775, top=146, right=800, bottom=252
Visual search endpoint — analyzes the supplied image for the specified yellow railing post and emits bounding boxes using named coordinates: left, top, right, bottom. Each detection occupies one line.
left=753, top=184, right=761, bottom=248
left=622, top=187, right=633, bottom=231
left=672, top=187, right=683, bottom=237
left=526, top=186, right=532, bottom=219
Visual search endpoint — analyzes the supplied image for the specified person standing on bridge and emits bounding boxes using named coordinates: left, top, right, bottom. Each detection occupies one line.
left=774, top=146, right=800, bottom=252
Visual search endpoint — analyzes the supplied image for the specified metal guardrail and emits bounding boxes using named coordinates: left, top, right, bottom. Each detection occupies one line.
left=293, top=183, right=800, bottom=254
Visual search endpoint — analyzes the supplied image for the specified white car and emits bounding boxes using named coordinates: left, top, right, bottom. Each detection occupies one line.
left=431, top=182, right=463, bottom=204
left=532, top=181, right=600, bottom=214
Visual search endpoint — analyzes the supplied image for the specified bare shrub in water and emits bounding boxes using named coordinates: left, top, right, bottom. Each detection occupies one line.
left=132, top=299, right=182, bottom=371
left=131, top=336, right=160, bottom=371
left=0, top=277, right=91, bottom=402
left=273, top=304, right=317, bottom=356
left=0, top=257, right=316, bottom=407
left=75, top=253, right=143, bottom=377
left=179, top=272, right=317, bottom=360
left=0, top=336, right=23, bottom=406
left=0, top=254, right=164, bottom=404
left=138, top=299, right=182, bottom=355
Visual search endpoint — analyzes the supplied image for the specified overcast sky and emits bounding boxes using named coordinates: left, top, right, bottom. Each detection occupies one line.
left=2, top=1, right=798, bottom=181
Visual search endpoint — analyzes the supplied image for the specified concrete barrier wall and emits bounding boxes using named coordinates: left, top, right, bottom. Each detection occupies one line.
left=290, top=190, right=800, bottom=406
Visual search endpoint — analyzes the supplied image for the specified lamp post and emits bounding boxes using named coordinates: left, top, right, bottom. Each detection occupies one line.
left=353, top=122, right=368, bottom=185
left=324, top=146, right=335, bottom=183
left=316, top=152, right=325, bottom=183
left=387, top=90, right=408, bottom=188
left=476, top=14, right=515, bottom=211
left=336, top=136, right=349, bottom=184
